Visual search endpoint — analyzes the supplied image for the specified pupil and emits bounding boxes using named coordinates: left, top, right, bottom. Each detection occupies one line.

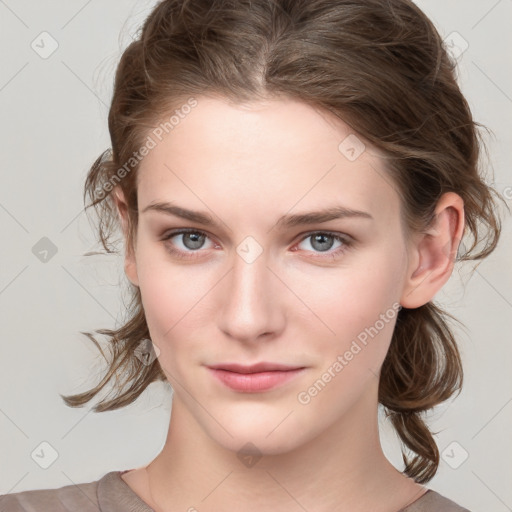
left=312, top=234, right=333, bottom=252
left=184, top=232, right=204, bottom=250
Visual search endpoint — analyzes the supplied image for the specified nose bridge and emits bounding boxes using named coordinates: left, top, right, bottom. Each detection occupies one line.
left=218, top=240, right=282, bottom=341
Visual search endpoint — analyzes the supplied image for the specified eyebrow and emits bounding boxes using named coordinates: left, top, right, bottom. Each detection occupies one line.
left=140, top=201, right=373, bottom=229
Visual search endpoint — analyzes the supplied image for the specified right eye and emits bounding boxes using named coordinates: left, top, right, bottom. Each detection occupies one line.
left=161, top=229, right=216, bottom=259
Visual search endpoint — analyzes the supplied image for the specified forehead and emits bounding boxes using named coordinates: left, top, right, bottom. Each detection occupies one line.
left=136, top=96, right=400, bottom=227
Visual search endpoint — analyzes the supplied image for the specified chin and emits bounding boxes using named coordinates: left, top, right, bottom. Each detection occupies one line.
left=199, top=405, right=313, bottom=457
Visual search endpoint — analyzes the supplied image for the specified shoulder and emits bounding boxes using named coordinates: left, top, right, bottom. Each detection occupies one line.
left=402, top=489, right=472, bottom=512
left=0, top=474, right=102, bottom=512
left=0, top=470, right=153, bottom=512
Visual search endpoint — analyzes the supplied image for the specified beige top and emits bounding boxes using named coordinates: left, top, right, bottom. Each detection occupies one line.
left=0, top=470, right=471, bottom=511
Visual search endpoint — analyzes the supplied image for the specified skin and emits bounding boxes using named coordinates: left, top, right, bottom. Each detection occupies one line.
left=113, top=95, right=465, bottom=512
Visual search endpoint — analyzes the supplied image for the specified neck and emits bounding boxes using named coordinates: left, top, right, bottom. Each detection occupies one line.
left=143, top=382, right=426, bottom=512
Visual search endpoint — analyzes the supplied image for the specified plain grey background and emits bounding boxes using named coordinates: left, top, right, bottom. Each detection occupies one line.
left=0, top=1, right=511, bottom=510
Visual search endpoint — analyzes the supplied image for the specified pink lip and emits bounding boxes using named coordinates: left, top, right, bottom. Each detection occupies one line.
left=206, top=362, right=306, bottom=392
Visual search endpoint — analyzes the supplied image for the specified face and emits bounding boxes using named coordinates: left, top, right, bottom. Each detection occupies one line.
left=122, top=96, right=416, bottom=455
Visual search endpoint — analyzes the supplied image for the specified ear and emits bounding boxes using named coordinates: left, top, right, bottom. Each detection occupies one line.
left=400, top=192, right=465, bottom=308
left=112, top=186, right=139, bottom=287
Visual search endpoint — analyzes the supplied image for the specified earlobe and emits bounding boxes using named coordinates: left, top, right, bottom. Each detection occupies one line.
left=112, top=187, right=139, bottom=287
left=400, top=192, right=465, bottom=309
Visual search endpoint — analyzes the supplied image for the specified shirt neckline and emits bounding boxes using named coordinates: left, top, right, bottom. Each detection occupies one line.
left=97, top=470, right=155, bottom=512
left=398, top=489, right=433, bottom=511
left=98, top=470, right=433, bottom=512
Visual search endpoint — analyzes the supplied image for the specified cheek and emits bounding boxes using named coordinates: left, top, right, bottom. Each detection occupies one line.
left=295, top=263, right=402, bottom=417
left=135, top=252, right=216, bottom=372
left=297, top=248, right=404, bottom=382
left=136, top=243, right=208, bottom=324
left=300, top=249, right=403, bottom=334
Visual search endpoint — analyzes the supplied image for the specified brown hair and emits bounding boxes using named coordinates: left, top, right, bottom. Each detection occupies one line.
left=61, top=0, right=506, bottom=484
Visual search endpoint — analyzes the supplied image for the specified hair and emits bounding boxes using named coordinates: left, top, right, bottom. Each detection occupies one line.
left=61, top=0, right=506, bottom=484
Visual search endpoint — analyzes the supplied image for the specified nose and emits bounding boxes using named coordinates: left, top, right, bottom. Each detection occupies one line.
left=217, top=247, right=285, bottom=343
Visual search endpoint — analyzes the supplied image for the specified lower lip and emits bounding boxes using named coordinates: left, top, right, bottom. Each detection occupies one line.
left=208, top=368, right=305, bottom=392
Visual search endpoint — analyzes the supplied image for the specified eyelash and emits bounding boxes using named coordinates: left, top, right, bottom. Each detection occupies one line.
left=160, top=228, right=353, bottom=261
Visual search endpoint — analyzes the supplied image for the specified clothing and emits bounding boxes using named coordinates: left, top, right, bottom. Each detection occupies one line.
left=0, top=469, right=471, bottom=511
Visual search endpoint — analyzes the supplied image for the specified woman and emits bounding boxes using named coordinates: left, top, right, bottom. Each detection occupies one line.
left=1, top=0, right=504, bottom=510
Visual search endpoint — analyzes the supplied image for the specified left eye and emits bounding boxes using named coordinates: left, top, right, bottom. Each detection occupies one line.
left=296, top=232, right=347, bottom=253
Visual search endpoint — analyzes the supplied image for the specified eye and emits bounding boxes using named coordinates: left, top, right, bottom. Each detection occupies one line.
left=161, top=229, right=215, bottom=259
left=294, top=232, right=352, bottom=258
left=161, top=229, right=353, bottom=261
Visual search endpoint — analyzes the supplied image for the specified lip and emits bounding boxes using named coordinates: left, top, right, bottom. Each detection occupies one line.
left=206, top=362, right=306, bottom=393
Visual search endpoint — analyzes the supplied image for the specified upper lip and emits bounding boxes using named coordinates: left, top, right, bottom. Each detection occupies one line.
left=207, top=362, right=304, bottom=374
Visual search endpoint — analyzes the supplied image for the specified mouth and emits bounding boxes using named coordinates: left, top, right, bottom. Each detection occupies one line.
left=206, top=362, right=306, bottom=393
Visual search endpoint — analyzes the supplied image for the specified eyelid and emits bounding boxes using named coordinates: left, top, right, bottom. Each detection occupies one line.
left=161, top=227, right=353, bottom=242
left=296, top=229, right=354, bottom=243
